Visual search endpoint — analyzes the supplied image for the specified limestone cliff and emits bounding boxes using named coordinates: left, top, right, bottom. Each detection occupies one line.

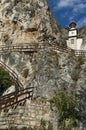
left=0, top=0, right=86, bottom=129
left=1, top=48, right=86, bottom=129
left=0, top=0, right=61, bottom=45
left=28, top=49, right=86, bottom=99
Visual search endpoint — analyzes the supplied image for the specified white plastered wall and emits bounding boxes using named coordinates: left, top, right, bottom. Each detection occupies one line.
left=77, top=39, right=83, bottom=50
left=67, top=38, right=83, bottom=50
left=66, top=37, right=77, bottom=50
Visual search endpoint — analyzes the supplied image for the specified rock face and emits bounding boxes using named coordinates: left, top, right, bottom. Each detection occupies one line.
left=1, top=48, right=86, bottom=100
left=0, top=0, right=61, bottom=45
left=28, top=49, right=86, bottom=99
left=0, top=51, right=33, bottom=89
left=1, top=49, right=86, bottom=129
left=0, top=0, right=86, bottom=129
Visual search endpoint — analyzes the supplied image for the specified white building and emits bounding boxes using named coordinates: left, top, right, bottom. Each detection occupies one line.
left=66, top=22, right=83, bottom=50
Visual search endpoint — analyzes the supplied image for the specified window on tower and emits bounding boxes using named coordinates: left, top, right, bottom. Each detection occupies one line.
left=71, top=39, right=74, bottom=44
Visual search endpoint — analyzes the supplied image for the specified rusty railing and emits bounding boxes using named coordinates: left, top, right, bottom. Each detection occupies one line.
left=0, top=60, right=23, bottom=91
left=0, top=87, right=33, bottom=110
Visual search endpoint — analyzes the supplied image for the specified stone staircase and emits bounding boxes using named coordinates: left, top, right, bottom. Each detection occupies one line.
left=0, top=106, right=29, bottom=129
left=0, top=99, right=55, bottom=129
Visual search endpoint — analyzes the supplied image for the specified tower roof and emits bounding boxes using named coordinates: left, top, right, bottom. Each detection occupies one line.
left=69, top=22, right=77, bottom=28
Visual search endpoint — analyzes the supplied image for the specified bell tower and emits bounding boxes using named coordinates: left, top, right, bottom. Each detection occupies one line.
left=66, top=22, right=83, bottom=50
left=68, top=22, right=77, bottom=38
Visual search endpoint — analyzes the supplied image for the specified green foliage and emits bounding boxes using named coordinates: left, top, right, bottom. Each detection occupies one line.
left=50, top=91, right=80, bottom=130
left=0, top=67, right=13, bottom=96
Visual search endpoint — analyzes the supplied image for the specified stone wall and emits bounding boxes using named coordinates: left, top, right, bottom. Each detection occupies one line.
left=0, top=99, right=57, bottom=130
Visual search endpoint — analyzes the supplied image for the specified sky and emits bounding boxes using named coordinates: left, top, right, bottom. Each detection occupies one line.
left=48, top=0, right=86, bottom=28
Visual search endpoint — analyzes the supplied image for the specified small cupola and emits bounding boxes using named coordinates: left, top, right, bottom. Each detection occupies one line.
left=68, top=21, right=77, bottom=38
left=69, top=22, right=76, bottom=29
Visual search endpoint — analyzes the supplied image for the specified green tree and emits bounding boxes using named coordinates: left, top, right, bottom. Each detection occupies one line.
left=0, top=67, right=13, bottom=96
left=50, top=91, right=80, bottom=130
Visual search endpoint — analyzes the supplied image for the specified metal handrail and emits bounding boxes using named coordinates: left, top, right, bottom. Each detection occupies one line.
left=0, top=43, right=85, bottom=55
left=0, top=60, right=23, bottom=91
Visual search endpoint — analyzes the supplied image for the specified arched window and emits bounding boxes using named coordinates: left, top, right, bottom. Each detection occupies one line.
left=71, top=39, right=74, bottom=44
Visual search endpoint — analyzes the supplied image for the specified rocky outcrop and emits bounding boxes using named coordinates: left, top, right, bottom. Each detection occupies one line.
left=27, top=48, right=86, bottom=99
left=0, top=51, right=33, bottom=89
left=1, top=47, right=86, bottom=99
left=0, top=43, right=86, bottom=130
left=0, top=0, right=61, bottom=45
left=0, top=48, right=86, bottom=129
left=0, top=0, right=86, bottom=129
